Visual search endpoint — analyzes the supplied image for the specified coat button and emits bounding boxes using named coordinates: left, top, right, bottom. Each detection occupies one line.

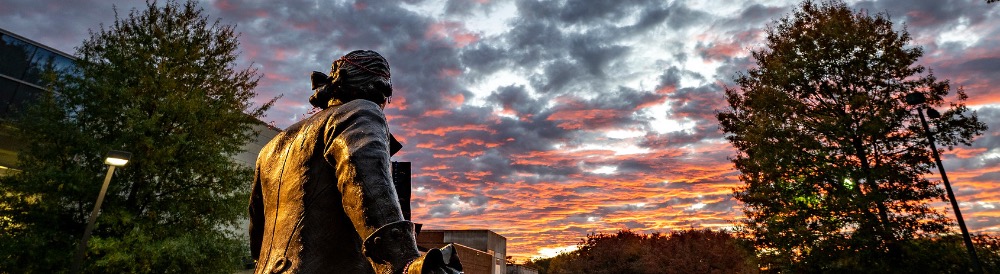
left=271, top=257, right=289, bottom=273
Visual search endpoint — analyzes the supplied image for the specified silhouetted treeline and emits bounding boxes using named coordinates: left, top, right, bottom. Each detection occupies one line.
left=527, top=229, right=758, bottom=274
left=525, top=229, right=1000, bottom=274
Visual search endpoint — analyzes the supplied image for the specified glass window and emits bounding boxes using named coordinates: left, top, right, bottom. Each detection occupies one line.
left=0, top=34, right=38, bottom=81
left=9, top=84, right=42, bottom=116
left=51, top=55, right=78, bottom=78
left=0, top=76, right=19, bottom=119
left=25, top=48, right=62, bottom=86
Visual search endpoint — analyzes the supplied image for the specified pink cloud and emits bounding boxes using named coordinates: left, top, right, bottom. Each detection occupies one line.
left=424, top=21, right=480, bottom=48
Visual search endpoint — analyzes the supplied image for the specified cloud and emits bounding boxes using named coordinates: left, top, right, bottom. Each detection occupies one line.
left=3, top=0, right=999, bottom=260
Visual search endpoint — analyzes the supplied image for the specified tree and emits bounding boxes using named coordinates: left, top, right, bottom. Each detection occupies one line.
left=717, top=1, right=986, bottom=272
left=546, top=229, right=758, bottom=274
left=891, top=234, right=1000, bottom=273
left=0, top=0, right=274, bottom=272
left=525, top=256, right=555, bottom=274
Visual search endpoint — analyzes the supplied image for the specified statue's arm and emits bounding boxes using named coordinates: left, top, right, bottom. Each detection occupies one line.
left=248, top=165, right=265, bottom=261
left=325, top=101, right=419, bottom=273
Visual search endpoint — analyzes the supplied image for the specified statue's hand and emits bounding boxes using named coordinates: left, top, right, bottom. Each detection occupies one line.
left=404, top=244, right=462, bottom=274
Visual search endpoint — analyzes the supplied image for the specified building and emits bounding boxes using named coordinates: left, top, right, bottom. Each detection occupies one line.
left=0, top=27, right=280, bottom=173
left=0, top=27, right=76, bottom=174
left=506, top=264, right=539, bottom=274
left=417, top=229, right=507, bottom=274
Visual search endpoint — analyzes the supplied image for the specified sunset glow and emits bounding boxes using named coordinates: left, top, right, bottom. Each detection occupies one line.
left=4, top=0, right=999, bottom=261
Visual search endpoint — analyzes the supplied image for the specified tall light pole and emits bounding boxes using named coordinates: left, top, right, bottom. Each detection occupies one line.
left=905, top=92, right=983, bottom=274
left=71, top=150, right=132, bottom=273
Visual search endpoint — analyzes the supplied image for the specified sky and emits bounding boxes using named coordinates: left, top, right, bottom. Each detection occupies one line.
left=2, top=0, right=999, bottom=260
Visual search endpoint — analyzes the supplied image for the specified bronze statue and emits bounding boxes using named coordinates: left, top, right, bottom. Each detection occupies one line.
left=250, top=50, right=461, bottom=274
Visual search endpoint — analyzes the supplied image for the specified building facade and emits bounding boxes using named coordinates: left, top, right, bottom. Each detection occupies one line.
left=0, top=28, right=77, bottom=174
left=417, top=229, right=508, bottom=274
left=506, top=264, right=539, bottom=274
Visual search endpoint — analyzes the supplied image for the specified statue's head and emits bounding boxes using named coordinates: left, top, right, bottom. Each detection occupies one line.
left=309, top=50, right=392, bottom=109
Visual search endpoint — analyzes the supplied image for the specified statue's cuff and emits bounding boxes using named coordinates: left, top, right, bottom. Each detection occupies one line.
left=362, top=220, right=419, bottom=267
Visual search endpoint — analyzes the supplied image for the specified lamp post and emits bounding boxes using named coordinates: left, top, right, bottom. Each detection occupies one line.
left=71, top=150, right=132, bottom=273
left=905, top=92, right=983, bottom=274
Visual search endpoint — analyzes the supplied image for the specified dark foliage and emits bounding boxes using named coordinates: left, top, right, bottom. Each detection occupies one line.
left=544, top=229, right=758, bottom=274
left=0, top=1, right=275, bottom=272
left=717, top=1, right=986, bottom=272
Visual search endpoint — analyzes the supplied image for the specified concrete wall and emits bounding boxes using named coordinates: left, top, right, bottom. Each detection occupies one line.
left=417, top=230, right=507, bottom=274
left=506, top=264, right=539, bottom=274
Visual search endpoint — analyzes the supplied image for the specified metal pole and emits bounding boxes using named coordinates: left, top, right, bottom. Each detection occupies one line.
left=917, top=108, right=984, bottom=274
left=71, top=165, right=116, bottom=273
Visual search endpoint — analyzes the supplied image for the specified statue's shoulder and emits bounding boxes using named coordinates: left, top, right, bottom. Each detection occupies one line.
left=327, top=100, right=385, bottom=122
left=341, top=99, right=382, bottom=113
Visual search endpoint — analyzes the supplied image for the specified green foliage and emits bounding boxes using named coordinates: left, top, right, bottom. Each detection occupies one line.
left=544, top=229, right=759, bottom=274
left=889, top=234, right=1000, bottom=274
left=716, top=1, right=987, bottom=272
left=526, top=256, right=554, bottom=274
left=0, top=0, right=274, bottom=272
left=972, top=234, right=1000, bottom=271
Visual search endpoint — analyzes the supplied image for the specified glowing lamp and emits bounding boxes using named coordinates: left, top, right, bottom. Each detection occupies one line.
left=104, top=150, right=132, bottom=166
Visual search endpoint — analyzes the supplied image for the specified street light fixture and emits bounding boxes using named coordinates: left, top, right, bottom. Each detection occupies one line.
left=104, top=150, right=131, bottom=166
left=905, top=92, right=983, bottom=274
left=71, top=150, right=132, bottom=273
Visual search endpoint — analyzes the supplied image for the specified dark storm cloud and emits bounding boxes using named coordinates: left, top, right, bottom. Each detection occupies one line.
left=465, top=0, right=709, bottom=97
left=852, top=0, right=989, bottom=28
left=938, top=106, right=1000, bottom=172
left=968, top=107, right=1000, bottom=149
left=668, top=85, right=724, bottom=122
left=488, top=85, right=543, bottom=115
left=972, top=172, right=1000, bottom=182
left=568, top=37, right=630, bottom=77
left=714, top=56, right=754, bottom=86
left=844, top=0, right=1000, bottom=108
left=443, top=0, right=501, bottom=17
left=206, top=0, right=473, bottom=125
left=530, top=60, right=583, bottom=94
left=732, top=3, right=790, bottom=25
left=556, top=0, right=647, bottom=23
left=710, top=3, right=791, bottom=41
left=703, top=196, right=739, bottom=212
left=199, top=0, right=521, bottom=206
left=505, top=16, right=563, bottom=52
left=444, top=0, right=478, bottom=16
left=934, top=51, right=1000, bottom=102
left=458, top=43, right=511, bottom=81
left=471, top=150, right=516, bottom=181
left=0, top=1, right=147, bottom=55
left=651, top=196, right=706, bottom=211
left=633, top=67, right=727, bottom=149
left=552, top=0, right=705, bottom=31
left=616, top=159, right=656, bottom=174
left=958, top=58, right=1000, bottom=75
left=617, top=221, right=646, bottom=229
left=592, top=202, right=662, bottom=217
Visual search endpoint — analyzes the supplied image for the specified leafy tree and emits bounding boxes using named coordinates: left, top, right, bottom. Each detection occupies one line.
left=971, top=234, right=1000, bottom=270
left=526, top=255, right=555, bottom=274
left=546, top=229, right=758, bottom=274
left=0, top=0, right=274, bottom=272
left=717, top=0, right=986, bottom=272
left=891, top=234, right=1000, bottom=273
